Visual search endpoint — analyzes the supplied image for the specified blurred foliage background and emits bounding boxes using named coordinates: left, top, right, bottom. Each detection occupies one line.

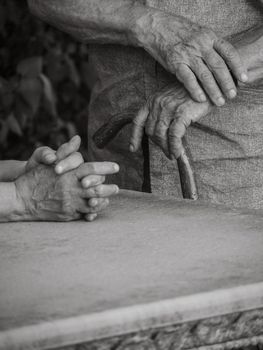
left=0, top=0, right=91, bottom=160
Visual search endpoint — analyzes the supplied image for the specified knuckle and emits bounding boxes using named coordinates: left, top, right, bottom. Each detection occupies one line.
left=103, top=198, right=110, bottom=207
left=176, top=64, right=186, bottom=76
left=224, top=47, right=236, bottom=59
left=94, top=185, right=103, bottom=196
left=221, top=77, right=234, bottom=88
left=200, top=70, right=212, bottom=81
left=160, top=97, right=172, bottom=109
left=154, top=129, right=164, bottom=141
left=179, top=114, right=191, bottom=129
left=145, top=125, right=153, bottom=137
left=217, top=39, right=237, bottom=58
left=88, top=163, right=96, bottom=173
left=209, top=57, right=225, bottom=70
left=154, top=95, right=162, bottom=106
left=216, top=38, right=226, bottom=47
left=75, top=152, right=84, bottom=163
left=197, top=28, right=216, bottom=47
left=157, top=119, right=170, bottom=129
left=133, top=117, right=143, bottom=127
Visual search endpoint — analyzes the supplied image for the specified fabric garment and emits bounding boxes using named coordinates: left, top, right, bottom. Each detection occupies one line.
left=87, top=0, right=263, bottom=209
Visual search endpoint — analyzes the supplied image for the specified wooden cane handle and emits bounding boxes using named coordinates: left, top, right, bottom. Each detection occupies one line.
left=93, top=114, right=133, bottom=149
left=92, top=116, right=198, bottom=200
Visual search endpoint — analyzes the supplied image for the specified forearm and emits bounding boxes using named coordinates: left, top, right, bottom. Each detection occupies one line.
left=27, top=0, right=148, bottom=46
left=0, top=182, right=25, bottom=222
left=27, top=0, right=193, bottom=48
left=0, top=161, right=26, bottom=182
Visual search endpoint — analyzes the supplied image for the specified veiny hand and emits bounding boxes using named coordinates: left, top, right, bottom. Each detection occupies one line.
left=130, top=25, right=263, bottom=160
left=130, top=83, right=212, bottom=159
left=140, top=10, right=248, bottom=105
left=15, top=162, right=119, bottom=222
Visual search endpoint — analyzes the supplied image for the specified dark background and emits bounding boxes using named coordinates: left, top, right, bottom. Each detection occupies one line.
left=0, top=0, right=91, bottom=160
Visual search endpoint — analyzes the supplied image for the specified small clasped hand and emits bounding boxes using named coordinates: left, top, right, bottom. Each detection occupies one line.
left=15, top=136, right=119, bottom=222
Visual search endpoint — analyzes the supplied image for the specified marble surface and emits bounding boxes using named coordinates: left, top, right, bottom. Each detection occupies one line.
left=0, top=190, right=263, bottom=349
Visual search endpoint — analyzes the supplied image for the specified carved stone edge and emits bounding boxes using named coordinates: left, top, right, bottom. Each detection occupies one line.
left=57, top=308, right=263, bottom=350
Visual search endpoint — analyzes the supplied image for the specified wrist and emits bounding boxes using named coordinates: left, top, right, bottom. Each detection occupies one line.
left=132, top=6, right=167, bottom=48
left=131, top=7, right=191, bottom=56
left=0, top=182, right=27, bottom=222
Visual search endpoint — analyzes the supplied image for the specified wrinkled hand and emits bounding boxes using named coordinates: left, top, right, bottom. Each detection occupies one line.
left=130, top=83, right=212, bottom=159
left=140, top=10, right=247, bottom=105
left=15, top=162, right=119, bottom=222
left=130, top=25, right=263, bottom=160
left=25, top=135, right=114, bottom=221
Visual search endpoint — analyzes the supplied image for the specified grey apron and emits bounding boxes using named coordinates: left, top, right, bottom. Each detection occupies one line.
left=87, top=0, right=263, bottom=209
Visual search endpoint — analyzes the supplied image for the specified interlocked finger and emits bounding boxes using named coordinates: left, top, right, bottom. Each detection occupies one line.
left=81, top=175, right=106, bottom=188
left=56, top=135, right=81, bottom=161
left=88, top=197, right=109, bottom=211
left=76, top=162, right=119, bottom=179
left=55, top=152, right=84, bottom=174
left=78, top=198, right=109, bottom=215
left=39, top=147, right=57, bottom=164
left=82, top=184, right=119, bottom=198
left=84, top=213, right=98, bottom=222
left=27, top=147, right=56, bottom=171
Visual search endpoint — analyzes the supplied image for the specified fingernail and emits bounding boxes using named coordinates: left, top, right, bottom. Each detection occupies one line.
left=91, top=199, right=98, bottom=206
left=228, top=89, right=236, bottom=99
left=83, top=179, right=90, bottom=188
left=217, top=97, right=225, bottom=106
left=115, top=186, right=119, bottom=194
left=113, top=164, right=119, bottom=172
left=46, top=154, right=56, bottom=163
left=55, top=165, right=63, bottom=174
left=241, top=73, right=248, bottom=82
left=87, top=213, right=97, bottom=222
left=198, top=93, right=206, bottom=102
left=129, top=144, right=135, bottom=152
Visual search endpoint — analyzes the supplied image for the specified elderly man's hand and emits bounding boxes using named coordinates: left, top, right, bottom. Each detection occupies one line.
left=130, top=25, right=263, bottom=160
left=138, top=10, right=247, bottom=105
left=14, top=162, right=119, bottom=222
left=130, top=83, right=212, bottom=159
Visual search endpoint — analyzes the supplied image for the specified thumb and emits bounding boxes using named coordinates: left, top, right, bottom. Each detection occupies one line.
left=56, top=135, right=81, bottom=161
left=26, top=146, right=56, bottom=171
left=129, top=105, right=149, bottom=152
